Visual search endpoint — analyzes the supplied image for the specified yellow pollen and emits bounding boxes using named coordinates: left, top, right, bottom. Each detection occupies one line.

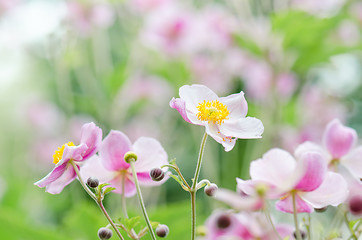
left=53, top=142, right=75, bottom=164
left=196, top=100, right=229, bottom=125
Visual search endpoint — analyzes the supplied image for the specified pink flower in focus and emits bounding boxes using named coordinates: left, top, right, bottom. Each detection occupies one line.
left=239, top=148, right=348, bottom=213
left=170, top=84, right=264, bottom=151
left=296, top=119, right=362, bottom=180
left=34, top=122, right=102, bottom=194
left=80, top=130, right=169, bottom=197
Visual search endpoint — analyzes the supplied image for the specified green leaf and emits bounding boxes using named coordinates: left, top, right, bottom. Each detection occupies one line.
left=169, top=174, right=184, bottom=187
left=169, top=158, right=177, bottom=165
left=150, top=221, right=160, bottom=229
left=103, top=187, right=116, bottom=195
left=123, top=216, right=141, bottom=231
left=232, top=34, right=264, bottom=56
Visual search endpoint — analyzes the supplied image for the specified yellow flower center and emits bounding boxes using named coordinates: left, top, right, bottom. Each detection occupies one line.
left=53, top=142, right=75, bottom=164
left=196, top=100, right=229, bottom=125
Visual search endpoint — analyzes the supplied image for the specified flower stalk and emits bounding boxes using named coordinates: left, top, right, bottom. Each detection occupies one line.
left=70, top=160, right=125, bottom=240
left=190, top=132, right=208, bottom=240
left=292, top=192, right=302, bottom=240
left=129, top=159, right=157, bottom=240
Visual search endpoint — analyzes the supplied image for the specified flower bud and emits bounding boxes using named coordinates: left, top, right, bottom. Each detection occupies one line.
left=124, top=151, right=137, bottom=163
left=216, top=213, right=231, bottom=229
left=349, top=195, right=362, bottom=216
left=293, top=230, right=306, bottom=239
left=204, top=183, right=218, bottom=197
left=98, top=227, right=113, bottom=240
left=156, top=224, right=169, bottom=238
left=150, top=168, right=165, bottom=181
left=87, top=177, right=99, bottom=188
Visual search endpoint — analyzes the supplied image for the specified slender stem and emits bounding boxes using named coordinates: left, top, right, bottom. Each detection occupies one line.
left=190, top=132, right=208, bottom=240
left=191, top=132, right=208, bottom=190
left=264, top=203, right=282, bottom=240
left=129, top=160, right=157, bottom=240
left=292, top=192, right=302, bottom=240
left=307, top=214, right=311, bottom=240
left=121, top=173, right=129, bottom=218
left=161, top=164, right=191, bottom=190
left=344, top=212, right=358, bottom=240
left=70, top=161, right=125, bottom=240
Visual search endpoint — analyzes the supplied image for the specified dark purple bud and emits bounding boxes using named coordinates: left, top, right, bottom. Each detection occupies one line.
left=204, top=183, right=218, bottom=197
left=216, top=214, right=231, bottom=230
left=87, top=177, right=99, bottom=188
left=349, top=195, right=362, bottom=216
left=293, top=230, right=306, bottom=239
left=150, top=168, right=165, bottom=181
left=98, top=227, right=113, bottom=240
left=156, top=224, right=169, bottom=238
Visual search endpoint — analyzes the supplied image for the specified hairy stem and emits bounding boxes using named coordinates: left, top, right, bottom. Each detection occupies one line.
left=292, top=192, right=302, bottom=240
left=70, top=161, right=125, bottom=240
left=129, top=160, right=157, bottom=240
left=190, top=132, right=208, bottom=240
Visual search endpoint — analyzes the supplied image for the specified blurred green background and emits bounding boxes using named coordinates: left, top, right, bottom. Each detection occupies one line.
left=0, top=0, right=361, bottom=239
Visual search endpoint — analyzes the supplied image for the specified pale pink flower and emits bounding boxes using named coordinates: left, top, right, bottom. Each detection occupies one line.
left=213, top=188, right=263, bottom=212
left=34, top=122, right=102, bottom=194
left=170, top=84, right=264, bottom=151
left=80, top=130, right=169, bottom=197
left=239, top=148, right=348, bottom=213
left=296, top=119, right=362, bottom=180
left=205, top=210, right=294, bottom=240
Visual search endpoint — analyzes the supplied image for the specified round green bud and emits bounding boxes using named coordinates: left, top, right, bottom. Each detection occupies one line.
left=124, top=151, right=138, bottom=163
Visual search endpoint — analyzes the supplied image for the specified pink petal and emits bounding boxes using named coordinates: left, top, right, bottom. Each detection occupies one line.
left=220, top=117, right=264, bottom=139
left=169, top=98, right=192, bottom=123
left=342, top=146, right=362, bottom=179
left=218, top=91, right=248, bottom=119
left=249, top=149, right=302, bottom=192
left=179, top=84, right=218, bottom=124
left=36, top=163, right=77, bottom=194
left=275, top=224, right=295, bottom=239
left=63, top=143, right=88, bottom=163
left=79, top=122, right=102, bottom=160
left=99, top=130, right=132, bottom=171
left=132, top=137, right=168, bottom=172
left=294, top=151, right=327, bottom=192
left=302, top=172, right=348, bottom=209
left=34, top=162, right=68, bottom=188
left=214, top=188, right=263, bottom=211
left=109, top=173, right=137, bottom=197
left=294, top=141, right=331, bottom=164
left=205, top=123, right=236, bottom=152
left=275, top=194, right=313, bottom=213
left=79, top=156, right=117, bottom=184
left=236, top=178, right=281, bottom=199
left=323, top=119, right=357, bottom=159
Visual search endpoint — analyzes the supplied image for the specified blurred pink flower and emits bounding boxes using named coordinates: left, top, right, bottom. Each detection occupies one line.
left=205, top=210, right=294, bottom=240
left=34, top=122, right=102, bottom=194
left=239, top=148, right=348, bottom=213
left=170, top=84, right=264, bottom=151
left=130, top=0, right=172, bottom=13
left=80, top=130, right=169, bottom=197
left=67, top=1, right=115, bottom=36
left=296, top=119, right=362, bottom=180
left=213, top=188, right=264, bottom=211
left=292, top=0, right=345, bottom=17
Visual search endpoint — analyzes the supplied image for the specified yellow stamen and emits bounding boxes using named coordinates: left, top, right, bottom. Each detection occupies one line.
left=196, top=100, right=229, bottom=125
left=53, top=142, right=75, bottom=164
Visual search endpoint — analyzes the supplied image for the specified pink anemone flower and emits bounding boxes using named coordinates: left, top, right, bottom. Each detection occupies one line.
left=34, top=122, right=102, bottom=194
left=238, top=148, right=348, bottom=213
left=296, top=119, right=362, bottom=180
left=205, top=210, right=294, bottom=240
left=169, top=84, right=264, bottom=151
left=80, top=130, right=169, bottom=197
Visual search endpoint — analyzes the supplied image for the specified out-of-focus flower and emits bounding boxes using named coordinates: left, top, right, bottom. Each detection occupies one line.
left=239, top=148, right=348, bottom=213
left=130, top=0, right=171, bottom=13
left=292, top=0, right=345, bottom=17
left=205, top=210, right=294, bottom=240
left=0, top=0, right=19, bottom=14
left=296, top=119, right=362, bottom=180
left=336, top=20, right=361, bottom=46
left=34, top=122, right=102, bottom=194
left=213, top=188, right=263, bottom=211
left=170, top=84, right=264, bottom=151
left=66, top=0, right=115, bottom=36
left=80, top=130, right=169, bottom=197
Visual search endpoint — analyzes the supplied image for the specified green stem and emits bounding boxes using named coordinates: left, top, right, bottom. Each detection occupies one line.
left=70, top=161, right=125, bottom=240
left=161, top=164, right=191, bottom=190
left=264, top=203, right=282, bottom=240
left=129, top=160, right=157, bottom=240
left=190, top=132, right=208, bottom=240
left=292, top=192, right=302, bottom=240
left=121, top=173, right=129, bottom=218
left=344, top=212, right=358, bottom=240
